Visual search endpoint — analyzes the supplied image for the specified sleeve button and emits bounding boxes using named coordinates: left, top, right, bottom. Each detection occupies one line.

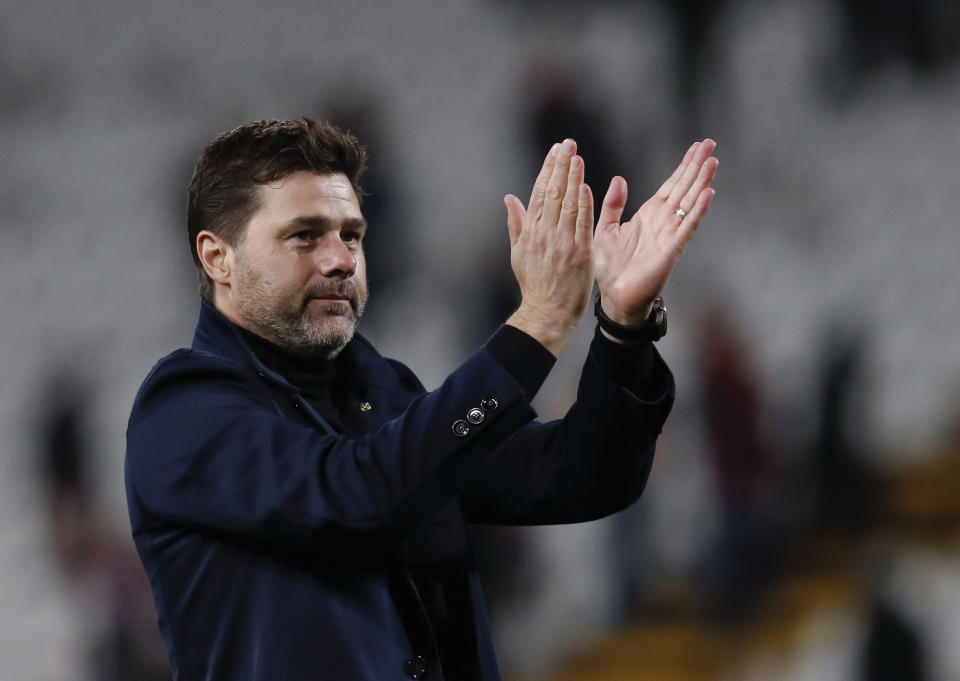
left=452, top=420, right=470, bottom=437
left=466, top=407, right=485, bottom=424
left=403, top=655, right=428, bottom=679
left=480, top=397, right=499, bottom=412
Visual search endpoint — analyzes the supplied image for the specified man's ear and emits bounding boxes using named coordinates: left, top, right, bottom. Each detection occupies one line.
left=197, top=231, right=234, bottom=288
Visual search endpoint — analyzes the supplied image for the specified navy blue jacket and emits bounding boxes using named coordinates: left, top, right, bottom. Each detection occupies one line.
left=125, top=301, right=674, bottom=681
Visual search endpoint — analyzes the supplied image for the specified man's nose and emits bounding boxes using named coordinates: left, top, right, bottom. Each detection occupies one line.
left=315, top=234, right=356, bottom=278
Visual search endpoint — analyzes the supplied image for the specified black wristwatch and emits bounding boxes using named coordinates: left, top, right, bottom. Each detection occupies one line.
left=594, top=294, right=667, bottom=343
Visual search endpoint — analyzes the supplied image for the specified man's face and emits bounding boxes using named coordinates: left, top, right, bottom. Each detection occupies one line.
left=229, top=171, right=368, bottom=359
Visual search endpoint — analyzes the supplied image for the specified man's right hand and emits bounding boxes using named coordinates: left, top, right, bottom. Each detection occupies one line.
left=504, top=139, right=595, bottom=356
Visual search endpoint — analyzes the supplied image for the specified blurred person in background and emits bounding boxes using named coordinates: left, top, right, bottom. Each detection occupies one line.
left=697, top=306, right=781, bottom=621
left=812, top=323, right=878, bottom=535
left=39, top=373, right=168, bottom=681
left=124, top=118, right=717, bottom=680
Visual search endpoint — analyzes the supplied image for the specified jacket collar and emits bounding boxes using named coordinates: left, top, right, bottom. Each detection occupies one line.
left=190, top=300, right=418, bottom=434
left=191, top=299, right=296, bottom=388
left=190, top=299, right=400, bottom=393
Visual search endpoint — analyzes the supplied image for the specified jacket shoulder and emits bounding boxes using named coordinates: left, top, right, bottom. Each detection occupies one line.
left=343, top=333, right=426, bottom=394
left=128, top=348, right=268, bottom=426
left=383, top=357, right=425, bottom=393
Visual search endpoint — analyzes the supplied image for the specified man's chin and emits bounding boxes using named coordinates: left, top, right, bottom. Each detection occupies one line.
left=280, top=298, right=364, bottom=358
left=295, top=318, right=357, bottom=359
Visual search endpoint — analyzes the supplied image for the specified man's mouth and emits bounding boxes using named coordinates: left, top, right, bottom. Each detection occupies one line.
left=305, top=294, right=355, bottom=315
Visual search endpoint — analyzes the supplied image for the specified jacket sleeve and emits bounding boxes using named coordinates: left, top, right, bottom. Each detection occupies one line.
left=459, top=334, right=675, bottom=525
left=125, top=346, right=536, bottom=543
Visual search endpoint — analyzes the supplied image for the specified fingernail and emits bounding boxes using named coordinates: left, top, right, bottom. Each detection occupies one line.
left=551, top=143, right=561, bottom=156
left=570, top=156, right=581, bottom=170
left=561, top=139, right=574, bottom=155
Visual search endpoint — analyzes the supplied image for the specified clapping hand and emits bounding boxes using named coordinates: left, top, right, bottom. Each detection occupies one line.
left=594, top=139, right=718, bottom=326
left=504, top=139, right=595, bottom=356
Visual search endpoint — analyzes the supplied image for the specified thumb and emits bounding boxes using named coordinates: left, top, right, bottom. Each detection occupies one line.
left=504, top=194, right=526, bottom=247
left=597, top=176, right=628, bottom=231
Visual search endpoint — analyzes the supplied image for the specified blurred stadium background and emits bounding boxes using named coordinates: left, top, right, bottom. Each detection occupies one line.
left=1, top=0, right=959, bottom=679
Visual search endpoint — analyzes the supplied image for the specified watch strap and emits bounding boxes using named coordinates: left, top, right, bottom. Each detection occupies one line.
left=594, top=294, right=667, bottom=343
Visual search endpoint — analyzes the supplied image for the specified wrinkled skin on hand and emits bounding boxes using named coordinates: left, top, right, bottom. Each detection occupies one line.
left=504, top=139, right=595, bottom=356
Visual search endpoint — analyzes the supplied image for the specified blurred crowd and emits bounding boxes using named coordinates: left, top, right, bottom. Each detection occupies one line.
left=3, top=0, right=960, bottom=679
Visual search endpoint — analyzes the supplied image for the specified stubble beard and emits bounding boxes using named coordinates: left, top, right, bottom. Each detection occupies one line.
left=233, top=255, right=367, bottom=361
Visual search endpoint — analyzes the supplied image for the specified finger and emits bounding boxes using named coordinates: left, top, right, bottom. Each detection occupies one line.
left=677, top=187, right=715, bottom=242
left=504, top=194, right=526, bottom=247
left=656, top=141, right=699, bottom=200
left=677, top=156, right=719, bottom=214
left=574, top=183, right=594, bottom=249
left=597, top=176, right=628, bottom=232
left=528, top=143, right=560, bottom=220
left=667, top=138, right=716, bottom=207
left=558, top=154, right=585, bottom=238
left=540, top=138, right=576, bottom=231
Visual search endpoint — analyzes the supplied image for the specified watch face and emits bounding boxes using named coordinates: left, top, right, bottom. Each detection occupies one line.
left=651, top=297, right=666, bottom=325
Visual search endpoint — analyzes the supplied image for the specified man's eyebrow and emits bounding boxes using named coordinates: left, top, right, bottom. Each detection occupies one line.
left=285, top=215, right=368, bottom=231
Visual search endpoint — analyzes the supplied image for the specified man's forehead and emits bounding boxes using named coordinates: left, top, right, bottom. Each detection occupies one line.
left=254, top=171, right=362, bottom=222
left=261, top=171, right=358, bottom=202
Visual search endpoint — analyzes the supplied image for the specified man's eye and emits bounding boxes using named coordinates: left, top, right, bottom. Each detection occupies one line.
left=342, top=232, right=362, bottom=245
left=291, top=231, right=314, bottom=241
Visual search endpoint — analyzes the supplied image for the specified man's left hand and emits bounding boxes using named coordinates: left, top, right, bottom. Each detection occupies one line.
left=595, top=139, right=718, bottom=325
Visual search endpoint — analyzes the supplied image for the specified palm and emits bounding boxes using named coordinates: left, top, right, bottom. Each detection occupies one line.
left=596, top=195, right=685, bottom=305
left=594, top=140, right=718, bottom=324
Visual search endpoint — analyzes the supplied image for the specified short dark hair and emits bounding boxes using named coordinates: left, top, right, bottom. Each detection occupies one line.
left=187, top=118, right=368, bottom=300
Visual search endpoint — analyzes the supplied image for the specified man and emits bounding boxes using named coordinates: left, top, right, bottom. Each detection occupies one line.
left=125, top=118, right=718, bottom=681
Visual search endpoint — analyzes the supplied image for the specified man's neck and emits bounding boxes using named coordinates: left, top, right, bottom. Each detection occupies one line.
left=211, top=304, right=337, bottom=388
